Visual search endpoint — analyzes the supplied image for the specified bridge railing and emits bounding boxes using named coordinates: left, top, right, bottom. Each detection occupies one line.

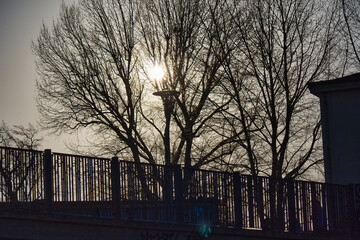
left=52, top=152, right=111, bottom=202
left=116, top=159, right=177, bottom=222
left=182, top=168, right=235, bottom=226
left=0, top=147, right=44, bottom=204
left=0, top=146, right=358, bottom=234
left=236, top=175, right=351, bottom=232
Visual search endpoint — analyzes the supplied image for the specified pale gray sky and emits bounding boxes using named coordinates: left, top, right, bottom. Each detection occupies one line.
left=0, top=0, right=75, bottom=152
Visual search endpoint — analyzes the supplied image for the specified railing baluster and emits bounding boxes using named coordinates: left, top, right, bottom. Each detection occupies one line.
left=287, top=179, right=296, bottom=232
left=233, top=172, right=242, bottom=228
left=301, top=182, right=308, bottom=231
left=214, top=171, right=219, bottom=226
left=174, top=165, right=183, bottom=223
left=256, top=177, right=264, bottom=229
left=111, top=157, right=120, bottom=218
left=347, top=184, right=356, bottom=235
left=321, top=184, right=328, bottom=231
left=247, top=175, right=254, bottom=228
left=311, top=182, right=319, bottom=232
left=44, top=149, right=53, bottom=212
left=269, top=177, right=276, bottom=230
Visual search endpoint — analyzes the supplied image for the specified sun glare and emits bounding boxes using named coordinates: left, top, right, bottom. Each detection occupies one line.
left=149, top=65, right=165, bottom=81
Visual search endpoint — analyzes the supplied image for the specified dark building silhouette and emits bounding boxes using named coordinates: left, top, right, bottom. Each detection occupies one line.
left=309, top=73, right=360, bottom=184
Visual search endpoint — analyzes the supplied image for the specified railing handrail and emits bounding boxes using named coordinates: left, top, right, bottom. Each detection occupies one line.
left=0, top=145, right=43, bottom=154
left=52, top=151, right=110, bottom=161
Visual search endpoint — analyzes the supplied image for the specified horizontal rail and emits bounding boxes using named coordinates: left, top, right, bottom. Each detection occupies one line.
left=0, top=146, right=42, bottom=153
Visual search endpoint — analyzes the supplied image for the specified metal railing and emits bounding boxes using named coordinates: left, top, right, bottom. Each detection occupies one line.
left=52, top=152, right=111, bottom=202
left=236, top=175, right=350, bottom=232
left=0, top=147, right=44, bottom=203
left=0, top=146, right=358, bottom=235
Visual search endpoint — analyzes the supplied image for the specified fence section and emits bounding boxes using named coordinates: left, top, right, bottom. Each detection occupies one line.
left=116, top=160, right=176, bottom=222
left=52, top=152, right=111, bottom=202
left=236, top=176, right=350, bottom=232
left=182, top=168, right=235, bottom=226
left=49, top=152, right=112, bottom=216
left=0, top=146, right=358, bottom=235
left=0, top=147, right=44, bottom=204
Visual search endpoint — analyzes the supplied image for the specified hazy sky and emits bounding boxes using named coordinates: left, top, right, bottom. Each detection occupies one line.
left=0, top=0, right=75, bottom=152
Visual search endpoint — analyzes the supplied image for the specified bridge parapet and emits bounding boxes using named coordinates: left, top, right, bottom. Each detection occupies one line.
left=0, top=211, right=353, bottom=240
left=0, top=146, right=358, bottom=237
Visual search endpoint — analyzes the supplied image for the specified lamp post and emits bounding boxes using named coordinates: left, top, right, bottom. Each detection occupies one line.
left=150, top=65, right=179, bottom=166
left=153, top=90, right=179, bottom=166
left=150, top=65, right=178, bottom=210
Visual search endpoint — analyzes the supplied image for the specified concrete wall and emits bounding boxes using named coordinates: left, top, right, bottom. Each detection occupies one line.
left=0, top=212, right=349, bottom=240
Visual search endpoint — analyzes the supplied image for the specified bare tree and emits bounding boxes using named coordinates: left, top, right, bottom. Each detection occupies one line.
left=0, top=121, right=43, bottom=201
left=34, top=0, right=342, bottom=180
left=0, top=121, right=42, bottom=149
left=341, top=0, right=360, bottom=70
left=34, top=0, right=157, bottom=164
left=138, top=0, right=235, bottom=168
left=220, top=0, right=340, bottom=179
left=34, top=0, right=236, bottom=169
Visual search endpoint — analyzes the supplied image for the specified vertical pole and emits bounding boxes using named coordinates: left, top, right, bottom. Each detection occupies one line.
left=44, top=149, right=53, bottom=212
left=247, top=175, right=254, bottom=228
left=163, top=96, right=172, bottom=209
left=302, top=182, right=309, bottom=231
left=327, top=184, right=336, bottom=231
left=287, top=179, right=297, bottom=232
left=269, top=177, right=276, bottom=230
left=277, top=179, right=285, bottom=231
left=347, top=184, right=356, bottom=236
left=311, top=182, right=319, bottom=232
left=214, top=173, right=219, bottom=226
left=174, top=165, right=183, bottom=223
left=256, top=177, right=264, bottom=229
left=233, top=172, right=243, bottom=228
left=111, top=157, right=121, bottom=218
left=321, top=184, right=328, bottom=231
left=163, top=96, right=171, bottom=166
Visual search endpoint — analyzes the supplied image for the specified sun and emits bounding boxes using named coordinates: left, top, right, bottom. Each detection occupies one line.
left=149, top=65, right=165, bottom=81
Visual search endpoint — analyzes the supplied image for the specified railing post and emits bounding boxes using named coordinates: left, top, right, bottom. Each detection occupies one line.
left=347, top=184, right=357, bottom=236
left=321, top=184, right=328, bottom=231
left=277, top=179, right=286, bottom=231
left=353, top=184, right=360, bottom=237
left=111, top=157, right=121, bottom=218
left=214, top=173, right=219, bottom=225
left=269, top=177, right=276, bottom=230
left=256, top=177, right=265, bottom=229
left=174, top=165, right=183, bottom=224
left=44, top=149, right=53, bottom=212
left=164, top=164, right=173, bottom=220
left=287, top=179, right=297, bottom=232
left=233, top=172, right=243, bottom=228
left=247, top=175, right=255, bottom=228
left=311, top=182, right=319, bottom=232
left=327, top=184, right=336, bottom=231
left=302, top=182, right=309, bottom=232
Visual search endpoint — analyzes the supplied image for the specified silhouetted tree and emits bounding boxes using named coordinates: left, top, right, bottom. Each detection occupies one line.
left=34, top=0, right=154, bottom=165
left=0, top=121, right=42, bottom=149
left=139, top=0, right=235, bottom=168
left=34, top=0, right=235, bottom=169
left=341, top=0, right=360, bottom=70
left=34, top=0, right=341, bottom=179
left=219, top=0, right=339, bottom=179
